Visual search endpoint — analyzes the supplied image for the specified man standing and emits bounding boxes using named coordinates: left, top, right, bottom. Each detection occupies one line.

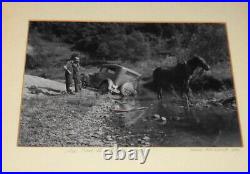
left=63, top=55, right=74, bottom=94
left=72, top=56, right=81, bottom=93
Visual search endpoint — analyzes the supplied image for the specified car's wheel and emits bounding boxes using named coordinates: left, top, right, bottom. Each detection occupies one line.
left=120, top=82, right=135, bottom=96
left=81, top=74, right=89, bottom=88
left=81, top=80, right=87, bottom=88
left=99, top=81, right=109, bottom=94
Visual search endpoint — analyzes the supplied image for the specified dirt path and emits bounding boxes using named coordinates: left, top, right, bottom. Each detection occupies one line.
left=19, top=90, right=120, bottom=146
left=20, top=75, right=121, bottom=146
left=23, top=75, right=66, bottom=98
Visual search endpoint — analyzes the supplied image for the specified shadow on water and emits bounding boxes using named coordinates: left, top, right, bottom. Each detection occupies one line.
left=110, top=87, right=242, bottom=147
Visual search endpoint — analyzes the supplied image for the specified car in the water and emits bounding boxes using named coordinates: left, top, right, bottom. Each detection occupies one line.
left=81, top=64, right=141, bottom=96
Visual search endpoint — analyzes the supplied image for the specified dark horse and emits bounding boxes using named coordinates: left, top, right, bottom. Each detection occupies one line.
left=153, top=55, right=210, bottom=109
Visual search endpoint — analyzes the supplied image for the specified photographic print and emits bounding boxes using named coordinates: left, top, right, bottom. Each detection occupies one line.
left=18, top=21, right=242, bottom=147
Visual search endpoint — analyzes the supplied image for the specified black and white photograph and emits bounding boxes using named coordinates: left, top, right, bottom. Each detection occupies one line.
left=18, top=21, right=242, bottom=147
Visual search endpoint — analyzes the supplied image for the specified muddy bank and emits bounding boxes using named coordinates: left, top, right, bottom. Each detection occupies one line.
left=18, top=85, right=241, bottom=147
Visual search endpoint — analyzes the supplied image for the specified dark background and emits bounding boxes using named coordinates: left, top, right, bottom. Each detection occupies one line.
left=26, top=22, right=229, bottom=70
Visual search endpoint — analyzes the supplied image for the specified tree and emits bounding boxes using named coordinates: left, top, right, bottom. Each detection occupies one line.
left=96, top=42, right=110, bottom=59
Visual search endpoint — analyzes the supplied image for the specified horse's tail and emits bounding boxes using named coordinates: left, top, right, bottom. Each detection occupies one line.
left=153, top=67, right=163, bottom=99
left=153, top=67, right=162, bottom=83
left=153, top=67, right=163, bottom=90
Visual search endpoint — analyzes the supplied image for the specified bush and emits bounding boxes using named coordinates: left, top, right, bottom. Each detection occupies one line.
left=26, top=54, right=48, bottom=69
left=27, top=22, right=231, bottom=69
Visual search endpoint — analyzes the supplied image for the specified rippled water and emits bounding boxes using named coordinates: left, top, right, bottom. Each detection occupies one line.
left=111, top=89, right=242, bottom=147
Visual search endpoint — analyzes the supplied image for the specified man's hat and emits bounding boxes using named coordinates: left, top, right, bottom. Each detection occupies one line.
left=70, top=53, right=78, bottom=60
left=74, top=57, right=80, bottom=62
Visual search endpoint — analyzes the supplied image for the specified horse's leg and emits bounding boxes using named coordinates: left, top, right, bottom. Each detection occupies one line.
left=188, top=87, right=194, bottom=98
left=157, top=86, right=162, bottom=100
left=159, top=87, right=163, bottom=100
left=185, top=94, right=190, bottom=111
left=170, top=84, right=180, bottom=99
left=155, top=83, right=161, bottom=100
left=187, top=78, right=194, bottom=102
left=183, top=82, right=191, bottom=111
left=157, top=89, right=160, bottom=100
left=186, top=82, right=193, bottom=106
left=187, top=88, right=193, bottom=106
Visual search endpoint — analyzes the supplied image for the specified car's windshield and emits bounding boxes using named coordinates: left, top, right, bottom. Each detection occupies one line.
left=125, top=71, right=139, bottom=79
left=107, top=67, right=116, bottom=74
left=100, top=66, right=117, bottom=74
left=100, top=67, right=107, bottom=73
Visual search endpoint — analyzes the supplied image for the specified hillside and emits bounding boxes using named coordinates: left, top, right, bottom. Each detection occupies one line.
left=26, top=22, right=231, bottom=78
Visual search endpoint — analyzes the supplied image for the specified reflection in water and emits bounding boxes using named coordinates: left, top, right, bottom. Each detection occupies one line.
left=110, top=89, right=241, bottom=147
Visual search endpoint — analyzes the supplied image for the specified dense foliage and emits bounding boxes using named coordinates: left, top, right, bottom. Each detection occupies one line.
left=28, top=22, right=229, bottom=68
